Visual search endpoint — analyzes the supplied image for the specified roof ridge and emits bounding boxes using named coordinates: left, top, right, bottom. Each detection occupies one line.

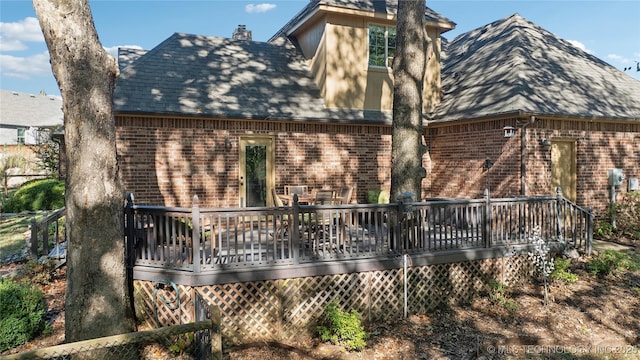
left=117, top=32, right=180, bottom=75
left=269, top=0, right=455, bottom=43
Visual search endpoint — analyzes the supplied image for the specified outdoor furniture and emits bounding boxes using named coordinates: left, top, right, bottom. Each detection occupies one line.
left=271, top=189, right=289, bottom=239
left=281, top=192, right=314, bottom=205
left=338, top=187, right=353, bottom=204
left=285, top=185, right=308, bottom=196
left=314, top=190, right=336, bottom=205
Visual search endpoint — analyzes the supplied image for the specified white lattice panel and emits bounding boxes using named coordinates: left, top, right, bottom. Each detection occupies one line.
left=135, top=256, right=531, bottom=346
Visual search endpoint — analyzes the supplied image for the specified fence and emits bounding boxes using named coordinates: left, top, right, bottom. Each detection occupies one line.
left=2, top=306, right=221, bottom=360
left=30, top=207, right=66, bottom=260
left=125, top=189, right=592, bottom=282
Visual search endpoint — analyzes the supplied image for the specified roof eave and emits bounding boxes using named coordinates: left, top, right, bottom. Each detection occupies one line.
left=426, top=109, right=640, bottom=126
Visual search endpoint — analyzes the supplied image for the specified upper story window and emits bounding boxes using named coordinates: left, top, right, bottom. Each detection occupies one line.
left=16, top=128, right=25, bottom=145
left=368, top=24, right=396, bottom=68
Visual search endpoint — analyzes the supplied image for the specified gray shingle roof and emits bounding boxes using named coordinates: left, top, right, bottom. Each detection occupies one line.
left=0, top=90, right=63, bottom=127
left=117, top=48, right=148, bottom=71
left=114, top=34, right=330, bottom=120
left=114, top=33, right=393, bottom=123
left=433, top=14, right=640, bottom=122
left=269, top=0, right=455, bottom=42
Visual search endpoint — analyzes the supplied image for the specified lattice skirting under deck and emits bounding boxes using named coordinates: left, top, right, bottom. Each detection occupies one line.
left=133, top=255, right=533, bottom=346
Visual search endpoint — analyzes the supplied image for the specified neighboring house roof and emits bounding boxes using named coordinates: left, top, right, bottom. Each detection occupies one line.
left=269, top=0, right=455, bottom=42
left=117, top=48, right=148, bottom=70
left=114, top=33, right=393, bottom=123
left=433, top=14, right=640, bottom=123
left=0, top=90, right=63, bottom=128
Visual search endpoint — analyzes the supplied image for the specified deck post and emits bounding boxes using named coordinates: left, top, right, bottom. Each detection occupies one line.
left=483, top=189, right=491, bottom=248
left=292, top=195, right=300, bottom=264
left=586, top=207, right=593, bottom=255
left=555, top=187, right=564, bottom=243
left=30, top=217, right=38, bottom=258
left=192, top=195, right=201, bottom=273
left=41, top=212, right=50, bottom=256
left=125, top=193, right=136, bottom=268
left=396, top=200, right=404, bottom=252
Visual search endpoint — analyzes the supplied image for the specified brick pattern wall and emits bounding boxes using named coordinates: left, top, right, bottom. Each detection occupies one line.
left=116, top=116, right=393, bottom=208
left=529, top=118, right=640, bottom=215
left=427, top=117, right=640, bottom=215
left=116, top=115, right=639, bottom=214
left=426, top=119, right=522, bottom=199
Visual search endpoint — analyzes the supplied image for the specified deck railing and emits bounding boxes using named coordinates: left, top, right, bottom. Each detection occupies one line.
left=124, top=189, right=592, bottom=278
left=30, top=207, right=66, bottom=260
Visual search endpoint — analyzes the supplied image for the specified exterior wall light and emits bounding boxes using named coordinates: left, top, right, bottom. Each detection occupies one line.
left=503, top=126, right=516, bottom=138
left=224, top=136, right=232, bottom=150
left=540, top=138, right=551, bottom=151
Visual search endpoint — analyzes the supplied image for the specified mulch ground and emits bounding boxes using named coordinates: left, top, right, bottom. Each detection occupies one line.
left=2, top=248, right=639, bottom=359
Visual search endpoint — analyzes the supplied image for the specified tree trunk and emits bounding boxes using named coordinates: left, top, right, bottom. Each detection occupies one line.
left=32, top=0, right=136, bottom=345
left=391, top=0, right=428, bottom=201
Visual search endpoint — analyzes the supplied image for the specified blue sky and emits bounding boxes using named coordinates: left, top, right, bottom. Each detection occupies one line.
left=1, top=0, right=639, bottom=97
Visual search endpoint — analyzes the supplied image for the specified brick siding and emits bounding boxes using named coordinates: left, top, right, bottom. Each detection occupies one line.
left=115, top=115, right=639, bottom=214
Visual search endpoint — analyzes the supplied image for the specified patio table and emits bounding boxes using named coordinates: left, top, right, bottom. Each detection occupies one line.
left=280, top=193, right=315, bottom=205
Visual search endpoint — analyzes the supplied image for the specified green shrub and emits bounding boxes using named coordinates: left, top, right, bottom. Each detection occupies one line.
left=317, top=302, right=368, bottom=351
left=588, top=250, right=640, bottom=277
left=549, top=258, right=578, bottom=283
left=487, top=279, right=519, bottom=312
left=2, top=179, right=65, bottom=213
left=365, top=190, right=390, bottom=204
left=595, top=220, right=614, bottom=237
left=0, top=279, right=48, bottom=352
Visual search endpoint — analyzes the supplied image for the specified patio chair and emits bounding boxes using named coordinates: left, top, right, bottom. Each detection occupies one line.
left=339, top=187, right=353, bottom=204
left=285, top=185, right=308, bottom=195
left=270, top=189, right=289, bottom=239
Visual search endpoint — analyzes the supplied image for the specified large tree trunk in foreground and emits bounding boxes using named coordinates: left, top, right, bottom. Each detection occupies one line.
left=33, top=0, right=136, bottom=344
left=391, top=0, right=429, bottom=201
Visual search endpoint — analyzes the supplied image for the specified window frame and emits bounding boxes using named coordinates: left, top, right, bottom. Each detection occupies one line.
left=16, top=128, right=25, bottom=145
left=368, top=23, right=396, bottom=69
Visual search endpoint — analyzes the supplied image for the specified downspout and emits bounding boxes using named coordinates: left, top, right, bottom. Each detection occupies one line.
left=520, top=115, right=536, bottom=196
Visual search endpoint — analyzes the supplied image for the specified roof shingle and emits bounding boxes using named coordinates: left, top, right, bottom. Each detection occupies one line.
left=114, top=33, right=393, bottom=123
left=433, top=14, right=640, bottom=122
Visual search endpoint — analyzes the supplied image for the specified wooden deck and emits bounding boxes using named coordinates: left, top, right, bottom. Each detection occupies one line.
left=125, top=192, right=593, bottom=285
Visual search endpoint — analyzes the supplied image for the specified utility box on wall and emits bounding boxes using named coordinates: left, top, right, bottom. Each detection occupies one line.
left=608, top=168, right=625, bottom=186
left=629, top=177, right=639, bottom=192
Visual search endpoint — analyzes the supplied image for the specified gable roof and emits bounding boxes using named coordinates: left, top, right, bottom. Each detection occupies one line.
left=433, top=14, right=640, bottom=122
left=117, top=48, right=147, bottom=70
left=0, top=90, right=63, bottom=128
left=270, top=0, right=455, bottom=42
left=114, top=33, right=330, bottom=120
left=114, top=33, right=393, bottom=123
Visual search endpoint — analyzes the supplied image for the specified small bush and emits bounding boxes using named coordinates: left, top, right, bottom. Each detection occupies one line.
left=22, top=260, right=57, bottom=286
left=2, top=179, right=65, bottom=213
left=595, top=220, right=614, bottom=237
left=549, top=258, right=578, bottom=283
left=0, top=279, right=48, bottom=352
left=487, top=279, right=519, bottom=312
left=588, top=250, right=640, bottom=277
left=317, top=302, right=368, bottom=351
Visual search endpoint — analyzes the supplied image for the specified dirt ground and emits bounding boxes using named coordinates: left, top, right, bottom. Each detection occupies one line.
left=2, top=248, right=639, bottom=360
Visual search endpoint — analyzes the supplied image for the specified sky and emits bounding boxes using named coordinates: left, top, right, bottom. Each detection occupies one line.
left=1, top=0, right=639, bottom=97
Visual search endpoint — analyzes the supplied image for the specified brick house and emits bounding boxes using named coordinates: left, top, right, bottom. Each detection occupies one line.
left=113, top=0, right=640, bottom=214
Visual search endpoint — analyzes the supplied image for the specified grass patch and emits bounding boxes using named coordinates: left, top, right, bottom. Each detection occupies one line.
left=0, top=214, right=33, bottom=259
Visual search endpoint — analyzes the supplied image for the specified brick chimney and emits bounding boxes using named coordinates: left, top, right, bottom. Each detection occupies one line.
left=232, top=25, right=252, bottom=41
